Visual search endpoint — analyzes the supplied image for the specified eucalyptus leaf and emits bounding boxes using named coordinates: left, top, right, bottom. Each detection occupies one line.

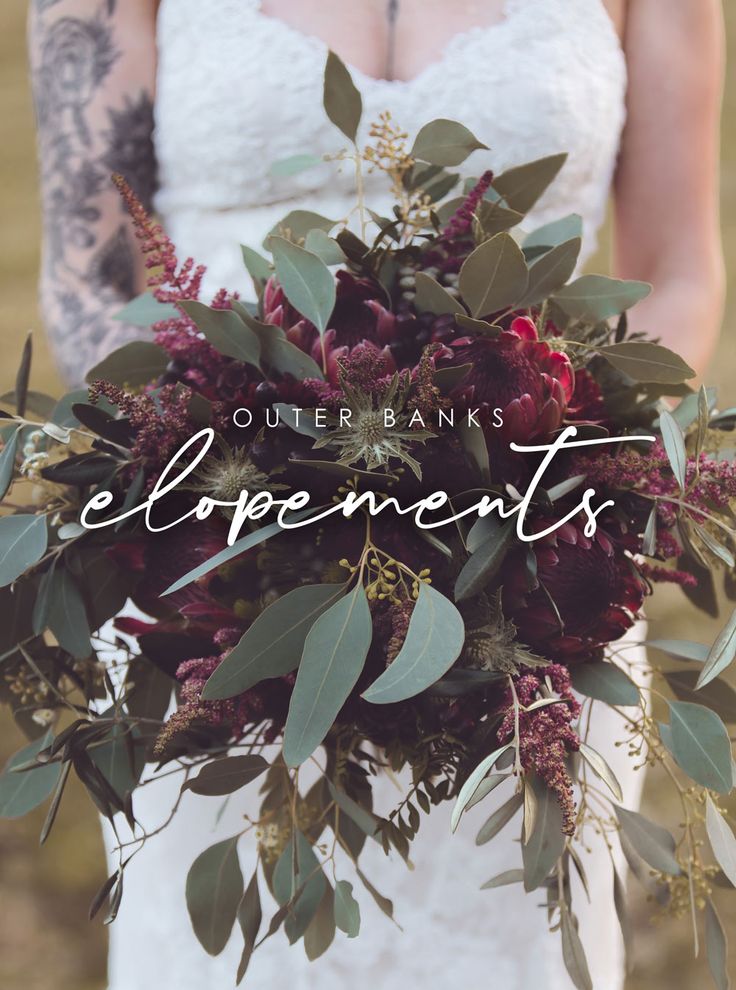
left=362, top=584, right=465, bottom=704
left=464, top=772, right=508, bottom=811
left=0, top=515, right=48, bottom=588
left=598, top=341, right=695, bottom=385
left=519, top=237, right=582, bottom=307
left=283, top=584, right=373, bottom=767
left=186, top=837, right=244, bottom=956
left=705, top=795, right=736, bottom=888
left=271, top=236, right=336, bottom=335
left=113, top=292, right=179, bottom=326
left=454, top=520, right=515, bottom=602
left=413, top=272, right=465, bottom=317
left=270, top=153, right=324, bottom=177
left=459, top=232, right=529, bottom=318
left=0, top=733, right=60, bottom=819
left=664, top=669, right=736, bottom=724
left=304, top=886, right=336, bottom=962
left=273, top=830, right=326, bottom=944
left=202, top=584, right=345, bottom=700
left=458, top=418, right=491, bottom=483
left=411, top=118, right=487, bottom=167
left=304, top=228, right=346, bottom=266
left=264, top=210, right=337, bottom=249
left=524, top=213, right=583, bottom=250
left=492, top=153, right=567, bottom=214
left=578, top=742, right=623, bottom=801
left=323, top=51, right=362, bottom=142
left=646, top=639, right=710, bottom=663
left=85, top=341, right=169, bottom=387
left=47, top=565, right=92, bottom=659
left=236, top=871, right=262, bottom=984
left=235, top=311, right=324, bottom=380
left=560, top=910, right=593, bottom=990
left=571, top=662, right=639, bottom=707
left=179, top=301, right=261, bottom=368
left=184, top=756, right=269, bottom=796
left=666, top=701, right=732, bottom=793
left=0, top=427, right=19, bottom=500
left=480, top=869, right=525, bottom=890
left=613, top=868, right=634, bottom=972
left=614, top=806, right=681, bottom=875
left=705, top=900, right=730, bottom=990
left=240, top=245, right=272, bottom=285
left=333, top=880, right=361, bottom=937
left=697, top=608, right=736, bottom=689
left=552, top=275, right=650, bottom=322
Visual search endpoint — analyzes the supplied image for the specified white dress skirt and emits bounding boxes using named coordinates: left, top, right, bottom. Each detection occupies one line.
left=102, top=1, right=643, bottom=986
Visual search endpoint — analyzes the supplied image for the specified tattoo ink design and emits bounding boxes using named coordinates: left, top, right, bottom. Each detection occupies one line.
left=102, top=93, right=157, bottom=211
left=33, top=2, right=158, bottom=378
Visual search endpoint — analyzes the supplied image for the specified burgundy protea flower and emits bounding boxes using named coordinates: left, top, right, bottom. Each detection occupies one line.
left=448, top=316, right=575, bottom=444
left=263, top=271, right=398, bottom=382
left=502, top=517, right=647, bottom=661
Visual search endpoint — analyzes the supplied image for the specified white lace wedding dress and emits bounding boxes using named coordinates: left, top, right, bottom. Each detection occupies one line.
left=102, top=1, right=646, bottom=987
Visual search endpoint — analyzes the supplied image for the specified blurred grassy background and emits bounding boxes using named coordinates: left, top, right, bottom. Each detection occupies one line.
left=1, top=3, right=735, bottom=988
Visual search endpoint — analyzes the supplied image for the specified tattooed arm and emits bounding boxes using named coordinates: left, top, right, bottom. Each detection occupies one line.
left=28, top=0, right=159, bottom=385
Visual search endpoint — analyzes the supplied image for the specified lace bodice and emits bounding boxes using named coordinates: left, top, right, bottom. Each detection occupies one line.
left=153, top=0, right=627, bottom=299
left=102, top=5, right=635, bottom=989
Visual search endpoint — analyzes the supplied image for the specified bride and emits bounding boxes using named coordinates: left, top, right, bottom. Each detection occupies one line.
left=28, top=1, right=725, bottom=988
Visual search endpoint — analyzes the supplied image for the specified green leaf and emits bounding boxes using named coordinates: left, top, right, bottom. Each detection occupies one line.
left=272, top=830, right=327, bottom=944
left=475, top=791, right=523, bottom=845
left=270, top=236, right=336, bottom=335
left=0, top=733, right=61, bottom=819
left=522, top=776, right=565, bottom=891
left=204, top=584, right=345, bottom=701
left=614, top=806, right=681, bottom=875
left=323, top=51, right=362, bottom=142
left=451, top=743, right=512, bottom=832
left=362, top=584, right=465, bottom=704
left=411, top=118, right=487, bottom=167
left=264, top=211, right=337, bottom=250
left=560, top=909, right=593, bottom=990
left=0, top=515, right=48, bottom=588
left=459, top=232, right=528, bottom=318
left=697, top=609, right=736, bottom=689
left=304, top=886, right=336, bottom=961
left=705, top=900, right=730, bottom=990
left=454, top=520, right=515, bottom=602
left=89, top=714, right=145, bottom=804
left=578, top=742, right=623, bottom=801
left=473, top=199, right=524, bottom=239
left=179, top=301, right=261, bottom=368
left=47, top=565, right=91, bottom=659
left=240, top=245, right=272, bottom=285
left=570, top=662, right=639, bottom=707
left=664, top=669, right=736, bottom=724
left=492, top=153, right=567, bottom=214
left=598, top=341, right=695, bottom=385
left=705, top=795, right=736, bottom=888
left=85, top=341, right=169, bottom=386
left=14, top=333, right=32, bottom=418
left=304, top=229, right=345, bottom=266
left=524, top=213, right=583, bottom=250
left=553, top=275, right=651, bottom=322
left=270, top=153, right=324, bottom=177
left=186, top=837, right=244, bottom=956
left=183, top=756, right=269, bottom=796
left=519, top=237, right=582, bottom=307
left=113, top=292, right=180, bottom=326
left=666, top=701, right=732, bottom=793
left=333, top=880, right=361, bottom=937
left=283, top=584, right=373, bottom=766
left=236, top=871, right=262, bottom=984
left=659, top=410, right=687, bottom=491
left=480, top=869, right=525, bottom=890
left=0, top=427, right=19, bottom=500
left=235, top=311, right=324, bottom=381
left=161, top=508, right=317, bottom=596
left=326, top=781, right=380, bottom=840
left=464, top=773, right=508, bottom=811
left=646, top=639, right=710, bottom=663
left=413, top=272, right=465, bottom=317
left=457, top=418, right=491, bottom=483
left=613, top=868, right=634, bottom=972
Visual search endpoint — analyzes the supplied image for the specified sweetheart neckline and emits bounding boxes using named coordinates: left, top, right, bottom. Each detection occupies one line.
left=249, top=0, right=624, bottom=90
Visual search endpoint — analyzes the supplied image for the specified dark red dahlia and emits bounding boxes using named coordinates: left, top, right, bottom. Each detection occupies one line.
left=502, top=517, right=647, bottom=661
left=448, top=316, right=575, bottom=444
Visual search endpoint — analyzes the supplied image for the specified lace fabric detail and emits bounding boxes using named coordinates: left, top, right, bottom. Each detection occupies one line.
left=104, top=5, right=633, bottom=987
left=153, top=0, right=626, bottom=298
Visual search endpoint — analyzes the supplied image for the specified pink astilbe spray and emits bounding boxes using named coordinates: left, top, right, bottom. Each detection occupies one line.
left=497, top=664, right=581, bottom=834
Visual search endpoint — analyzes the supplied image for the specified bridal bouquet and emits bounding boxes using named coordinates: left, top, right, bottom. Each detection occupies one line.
left=3, top=53, right=736, bottom=988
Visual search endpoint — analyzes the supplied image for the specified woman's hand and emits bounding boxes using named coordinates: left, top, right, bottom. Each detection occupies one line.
left=614, top=0, right=726, bottom=380
left=28, top=0, right=158, bottom=385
